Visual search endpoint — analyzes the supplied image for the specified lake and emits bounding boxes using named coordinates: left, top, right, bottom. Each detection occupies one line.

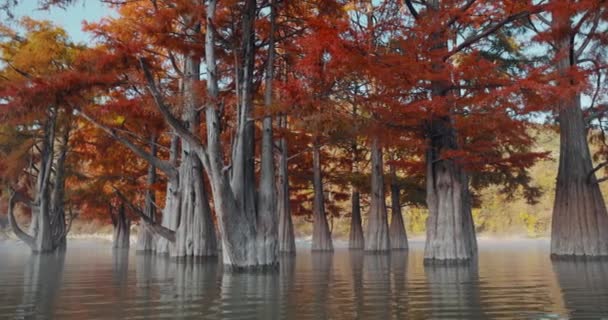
left=0, top=239, right=607, bottom=319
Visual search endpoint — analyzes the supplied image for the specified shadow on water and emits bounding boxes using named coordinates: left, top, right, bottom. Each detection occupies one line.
left=552, top=259, right=608, bottom=319
left=424, top=260, right=485, bottom=320
left=15, top=252, right=66, bottom=319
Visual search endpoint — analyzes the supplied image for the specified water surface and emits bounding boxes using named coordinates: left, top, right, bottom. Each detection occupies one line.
left=0, top=239, right=607, bottom=319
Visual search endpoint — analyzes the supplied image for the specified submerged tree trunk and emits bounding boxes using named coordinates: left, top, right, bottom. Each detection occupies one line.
left=256, top=0, right=279, bottom=263
left=349, top=189, right=364, bottom=249
left=156, top=135, right=180, bottom=255
left=349, top=137, right=364, bottom=249
left=389, top=162, right=408, bottom=250
left=551, top=31, right=608, bottom=258
left=425, top=137, right=477, bottom=263
left=112, top=203, right=131, bottom=249
left=9, top=110, right=71, bottom=253
left=137, top=136, right=158, bottom=252
left=278, top=116, right=296, bottom=254
left=312, top=142, right=333, bottom=251
left=423, top=0, right=477, bottom=263
left=171, top=41, right=218, bottom=259
left=365, top=139, right=390, bottom=252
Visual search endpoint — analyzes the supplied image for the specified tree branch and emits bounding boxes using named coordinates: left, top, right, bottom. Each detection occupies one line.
left=76, top=109, right=178, bottom=179
left=6, top=189, right=36, bottom=250
left=138, top=57, right=211, bottom=167
left=403, top=0, right=418, bottom=19
left=446, top=10, right=536, bottom=59
left=113, top=187, right=176, bottom=243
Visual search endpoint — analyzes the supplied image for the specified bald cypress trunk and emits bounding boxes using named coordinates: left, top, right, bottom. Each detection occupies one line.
left=365, top=139, right=390, bottom=251
left=550, top=29, right=608, bottom=258
left=425, top=141, right=477, bottom=263
left=156, top=135, right=180, bottom=255
left=349, top=190, right=364, bottom=249
left=136, top=136, right=158, bottom=252
left=312, top=142, right=333, bottom=251
left=389, top=163, right=408, bottom=250
left=278, top=118, right=295, bottom=254
left=112, top=203, right=130, bottom=249
left=171, top=38, right=217, bottom=259
left=349, top=136, right=364, bottom=249
left=9, top=110, right=71, bottom=253
left=423, top=0, right=477, bottom=264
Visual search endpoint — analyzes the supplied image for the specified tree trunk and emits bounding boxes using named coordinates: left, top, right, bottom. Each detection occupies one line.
left=349, top=189, right=364, bottom=249
left=172, top=147, right=217, bottom=258
left=202, top=0, right=274, bottom=269
left=389, top=162, right=408, bottom=250
left=551, top=30, right=608, bottom=258
left=10, top=110, right=71, bottom=253
left=137, top=136, right=157, bottom=252
left=170, top=38, right=218, bottom=259
left=156, top=134, right=180, bottom=255
left=423, top=0, right=477, bottom=263
left=425, top=144, right=477, bottom=263
left=278, top=118, right=296, bottom=254
left=256, top=0, right=279, bottom=264
left=112, top=203, right=131, bottom=249
left=349, top=136, right=364, bottom=250
left=365, top=138, right=390, bottom=251
left=312, top=142, right=333, bottom=251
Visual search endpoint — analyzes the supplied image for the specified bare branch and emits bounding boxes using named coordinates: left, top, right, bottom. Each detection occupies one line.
left=113, top=187, right=176, bottom=243
left=6, top=189, right=36, bottom=250
left=76, top=109, right=178, bottom=179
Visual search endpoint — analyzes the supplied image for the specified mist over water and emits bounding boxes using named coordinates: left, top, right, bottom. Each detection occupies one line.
left=0, top=239, right=607, bottom=319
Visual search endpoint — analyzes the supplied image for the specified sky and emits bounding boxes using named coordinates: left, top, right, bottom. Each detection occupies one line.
left=8, top=1, right=113, bottom=43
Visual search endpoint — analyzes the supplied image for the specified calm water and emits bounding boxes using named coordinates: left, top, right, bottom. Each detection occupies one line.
left=0, top=239, right=607, bottom=319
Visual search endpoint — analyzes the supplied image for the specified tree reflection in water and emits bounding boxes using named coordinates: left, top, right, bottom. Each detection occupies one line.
left=552, top=259, right=608, bottom=319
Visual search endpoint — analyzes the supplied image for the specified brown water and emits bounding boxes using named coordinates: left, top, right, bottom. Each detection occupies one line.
left=0, top=239, right=607, bottom=319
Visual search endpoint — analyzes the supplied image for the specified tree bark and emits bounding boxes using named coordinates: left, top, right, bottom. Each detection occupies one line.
left=170, top=33, right=218, bottom=259
left=550, top=26, right=608, bottom=258
left=278, top=116, right=296, bottom=254
left=256, top=0, right=279, bottom=263
left=136, top=136, right=158, bottom=252
left=365, top=138, right=390, bottom=251
left=10, top=110, right=71, bottom=253
left=156, top=134, right=181, bottom=255
left=425, top=142, right=477, bottom=263
left=389, top=162, right=408, bottom=250
left=349, top=189, right=364, bottom=249
left=349, top=136, right=364, bottom=249
left=112, top=203, right=131, bottom=249
left=312, top=141, right=333, bottom=251
left=423, top=0, right=477, bottom=263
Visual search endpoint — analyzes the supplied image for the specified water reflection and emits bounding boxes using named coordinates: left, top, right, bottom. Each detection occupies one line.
left=425, top=261, right=485, bottom=319
left=16, top=252, right=66, bottom=319
left=553, top=259, right=608, bottom=319
left=3, top=241, right=607, bottom=319
left=390, top=251, right=409, bottom=319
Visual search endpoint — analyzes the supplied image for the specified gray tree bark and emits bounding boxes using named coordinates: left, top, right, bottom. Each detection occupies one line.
left=312, top=141, right=333, bottom=251
left=349, top=189, right=364, bottom=249
left=136, top=135, right=158, bottom=252
left=112, top=203, right=130, bottom=249
left=423, top=0, right=477, bottom=264
left=278, top=116, right=296, bottom=254
left=9, top=110, right=72, bottom=253
left=365, top=138, right=390, bottom=252
left=550, top=25, right=608, bottom=258
left=257, top=0, right=279, bottom=263
left=349, top=138, right=364, bottom=249
left=389, top=162, right=408, bottom=250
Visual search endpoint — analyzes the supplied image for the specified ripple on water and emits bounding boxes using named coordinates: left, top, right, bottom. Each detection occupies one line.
left=0, top=239, right=607, bottom=319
